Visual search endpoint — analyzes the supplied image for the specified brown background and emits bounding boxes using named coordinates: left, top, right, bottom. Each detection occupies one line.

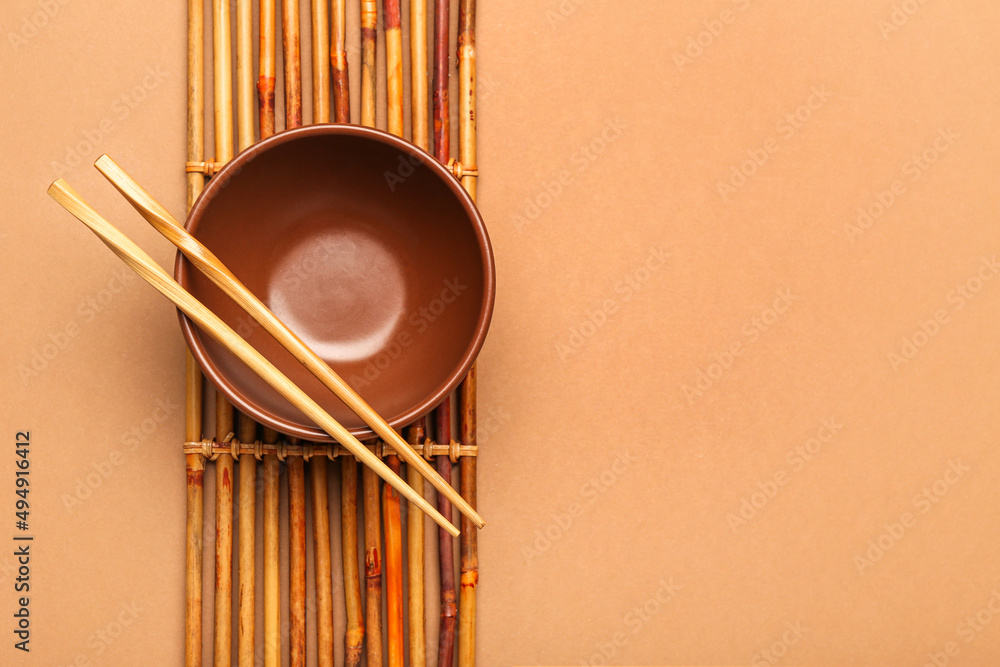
left=2, top=0, right=1000, bottom=665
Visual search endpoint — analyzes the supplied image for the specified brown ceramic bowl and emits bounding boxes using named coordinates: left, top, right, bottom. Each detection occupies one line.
left=176, top=124, right=494, bottom=441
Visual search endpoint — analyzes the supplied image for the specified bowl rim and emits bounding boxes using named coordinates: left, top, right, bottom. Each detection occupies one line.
left=175, top=123, right=495, bottom=441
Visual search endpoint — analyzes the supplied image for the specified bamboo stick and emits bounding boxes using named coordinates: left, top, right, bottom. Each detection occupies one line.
left=331, top=0, right=350, bottom=123
left=236, top=0, right=255, bottom=150
left=235, top=4, right=256, bottom=661
left=212, top=0, right=235, bottom=662
left=184, top=361, right=204, bottom=667
left=258, top=0, right=276, bottom=138
left=383, top=5, right=403, bottom=665
left=184, top=1, right=205, bottom=664
left=433, top=2, right=457, bottom=664
left=263, top=429, right=280, bottom=667
left=311, top=453, right=335, bottom=667
left=432, top=0, right=449, bottom=162
left=312, top=0, right=331, bottom=123
left=410, top=0, right=429, bottom=151
left=406, top=418, right=427, bottom=667
left=384, top=454, right=403, bottom=667
left=457, top=377, right=477, bottom=667
left=237, top=414, right=257, bottom=667
left=362, top=6, right=381, bottom=664
left=342, top=457, right=365, bottom=667
left=406, top=419, right=427, bottom=667
left=213, top=0, right=234, bottom=162
left=288, top=454, right=307, bottom=667
left=333, top=5, right=361, bottom=657
left=408, top=4, right=430, bottom=663
left=384, top=0, right=403, bottom=137
left=435, top=403, right=457, bottom=667
left=283, top=0, right=302, bottom=129
left=281, top=4, right=306, bottom=661
left=456, top=5, right=478, bottom=665
left=363, top=455, right=383, bottom=667
left=214, top=401, right=235, bottom=667
left=94, top=154, right=484, bottom=529
left=361, top=0, right=377, bottom=128
left=259, top=5, right=278, bottom=666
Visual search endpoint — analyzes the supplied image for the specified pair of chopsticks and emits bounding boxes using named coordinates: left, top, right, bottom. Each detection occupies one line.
left=47, top=155, right=484, bottom=537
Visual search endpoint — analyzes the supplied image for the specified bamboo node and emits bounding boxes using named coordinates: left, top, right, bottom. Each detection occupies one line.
left=185, top=160, right=222, bottom=177
left=446, top=158, right=478, bottom=180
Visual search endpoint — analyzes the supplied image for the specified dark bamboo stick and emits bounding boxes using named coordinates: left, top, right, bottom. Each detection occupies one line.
left=342, top=457, right=365, bottom=667
left=331, top=0, right=350, bottom=123
left=435, top=402, right=457, bottom=667
left=406, top=420, right=427, bottom=667
left=433, top=2, right=456, bottom=664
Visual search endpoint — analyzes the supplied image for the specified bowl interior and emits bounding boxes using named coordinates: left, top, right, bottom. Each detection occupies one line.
left=178, top=125, right=493, bottom=441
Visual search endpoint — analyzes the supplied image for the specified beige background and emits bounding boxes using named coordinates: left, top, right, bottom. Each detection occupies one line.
left=2, top=0, right=1000, bottom=665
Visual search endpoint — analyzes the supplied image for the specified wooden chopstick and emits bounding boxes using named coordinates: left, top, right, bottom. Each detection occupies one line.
left=93, top=154, right=487, bottom=530
left=46, top=179, right=461, bottom=538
